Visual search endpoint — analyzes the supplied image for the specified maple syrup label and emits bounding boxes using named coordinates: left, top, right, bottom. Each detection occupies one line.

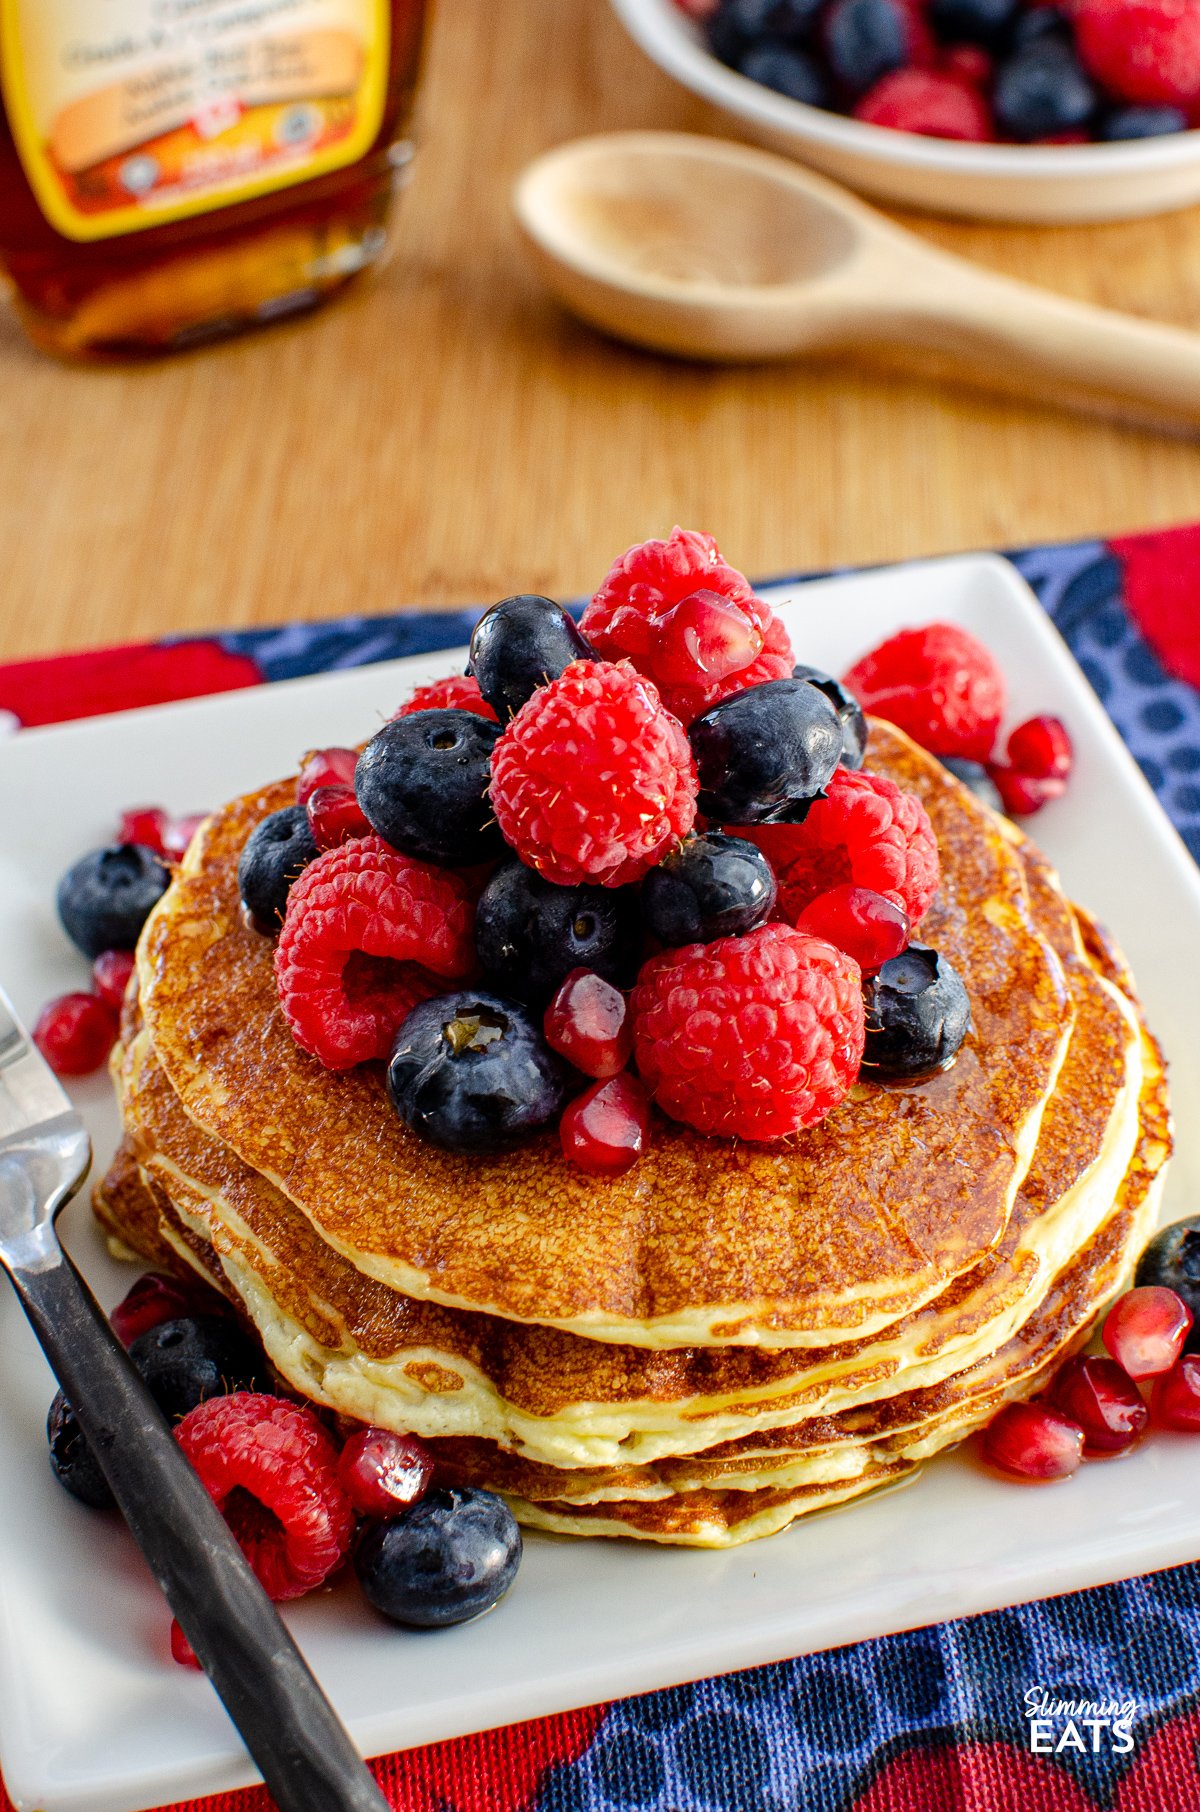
left=0, top=0, right=390, bottom=241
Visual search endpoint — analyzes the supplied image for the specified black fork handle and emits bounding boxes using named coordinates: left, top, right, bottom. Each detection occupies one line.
left=10, top=1240, right=392, bottom=1812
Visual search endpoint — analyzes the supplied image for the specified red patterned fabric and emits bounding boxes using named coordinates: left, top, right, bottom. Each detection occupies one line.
left=1112, top=524, right=1200, bottom=692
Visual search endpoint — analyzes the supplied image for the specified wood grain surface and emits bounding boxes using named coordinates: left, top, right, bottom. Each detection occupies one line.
left=5, top=0, right=1200, bottom=663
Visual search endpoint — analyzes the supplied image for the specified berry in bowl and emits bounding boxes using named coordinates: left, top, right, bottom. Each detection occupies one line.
left=611, top=0, right=1200, bottom=218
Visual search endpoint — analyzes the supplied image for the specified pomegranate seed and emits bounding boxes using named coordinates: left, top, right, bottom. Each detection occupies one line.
left=987, top=766, right=1067, bottom=817
left=170, top=1619, right=202, bottom=1669
left=981, top=1401, right=1084, bottom=1481
left=649, top=590, right=763, bottom=688
left=561, top=1071, right=650, bottom=1177
left=1151, top=1354, right=1200, bottom=1431
left=161, top=813, right=207, bottom=862
left=1102, top=1286, right=1193, bottom=1380
left=544, top=969, right=634, bottom=1079
left=941, top=43, right=991, bottom=86
left=306, top=785, right=371, bottom=851
left=33, top=993, right=118, bottom=1076
left=1007, top=715, right=1073, bottom=782
left=117, top=806, right=168, bottom=855
left=795, top=885, right=910, bottom=974
left=336, top=1427, right=435, bottom=1519
left=297, top=747, right=358, bottom=806
left=92, top=948, right=136, bottom=1010
left=1049, top=1355, right=1148, bottom=1453
left=110, top=1272, right=228, bottom=1347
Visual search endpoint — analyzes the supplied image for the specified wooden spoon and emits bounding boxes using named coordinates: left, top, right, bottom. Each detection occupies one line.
left=514, top=131, right=1200, bottom=432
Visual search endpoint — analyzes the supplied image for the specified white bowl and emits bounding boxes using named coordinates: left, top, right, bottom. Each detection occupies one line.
left=610, top=0, right=1200, bottom=222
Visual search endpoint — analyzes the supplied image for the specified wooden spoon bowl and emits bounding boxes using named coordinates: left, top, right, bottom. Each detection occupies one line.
left=514, top=131, right=1200, bottom=429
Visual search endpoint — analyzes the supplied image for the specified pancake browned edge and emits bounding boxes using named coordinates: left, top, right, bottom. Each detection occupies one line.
left=134, top=722, right=1074, bottom=1350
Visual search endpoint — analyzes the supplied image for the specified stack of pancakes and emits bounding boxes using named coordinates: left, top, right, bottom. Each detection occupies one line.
left=95, top=722, right=1172, bottom=1546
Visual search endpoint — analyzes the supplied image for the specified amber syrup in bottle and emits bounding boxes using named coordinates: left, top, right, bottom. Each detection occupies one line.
left=0, top=1, right=429, bottom=358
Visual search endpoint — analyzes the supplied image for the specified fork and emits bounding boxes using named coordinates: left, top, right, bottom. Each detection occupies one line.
left=0, top=985, right=392, bottom=1812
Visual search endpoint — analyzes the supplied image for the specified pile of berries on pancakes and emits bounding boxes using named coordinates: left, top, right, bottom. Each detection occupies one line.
left=245, top=527, right=1043, bottom=1174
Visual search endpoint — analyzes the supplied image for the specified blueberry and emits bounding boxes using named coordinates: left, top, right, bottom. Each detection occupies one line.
left=127, top=1315, right=271, bottom=1422
left=475, top=858, right=642, bottom=1003
left=237, top=806, right=319, bottom=929
left=824, top=0, right=910, bottom=99
left=688, top=678, right=843, bottom=824
left=57, top=844, right=170, bottom=959
left=467, top=595, right=593, bottom=722
left=739, top=42, right=829, bottom=104
left=387, top=990, right=567, bottom=1153
left=1008, top=5, right=1069, bottom=47
left=792, top=664, right=867, bottom=770
left=707, top=0, right=823, bottom=65
left=355, top=710, right=503, bottom=867
left=939, top=755, right=1004, bottom=813
left=862, top=944, right=971, bottom=1080
left=930, top=0, right=1019, bottom=46
left=1102, top=106, right=1188, bottom=141
left=355, top=1486, right=522, bottom=1628
left=1135, top=1219, right=1200, bottom=1350
left=643, top=834, right=777, bottom=945
left=993, top=41, right=1098, bottom=140
left=47, top=1391, right=114, bottom=1509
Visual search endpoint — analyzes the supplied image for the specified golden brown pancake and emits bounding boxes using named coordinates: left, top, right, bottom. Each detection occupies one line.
left=98, top=913, right=1168, bottom=1544
left=135, top=723, right=1072, bottom=1348
left=106, top=806, right=1146, bottom=1466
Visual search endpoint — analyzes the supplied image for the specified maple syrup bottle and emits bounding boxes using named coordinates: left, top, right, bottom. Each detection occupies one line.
left=0, top=1, right=429, bottom=358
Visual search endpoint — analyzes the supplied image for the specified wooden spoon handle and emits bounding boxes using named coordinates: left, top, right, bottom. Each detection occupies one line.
left=873, top=245, right=1200, bottom=432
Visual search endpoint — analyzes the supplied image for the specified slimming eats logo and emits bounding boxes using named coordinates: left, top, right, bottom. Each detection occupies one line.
left=1024, top=1686, right=1138, bottom=1755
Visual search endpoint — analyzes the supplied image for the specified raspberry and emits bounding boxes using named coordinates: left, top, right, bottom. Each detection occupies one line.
left=759, top=766, right=941, bottom=926
left=580, top=528, right=794, bottom=724
left=275, top=836, right=475, bottom=1069
left=175, top=1393, right=354, bottom=1600
left=630, top=923, right=865, bottom=1140
left=393, top=674, right=498, bottom=722
left=854, top=68, right=994, bottom=137
left=842, top=622, right=1005, bottom=761
left=1074, top=0, right=1200, bottom=106
left=489, top=662, right=698, bottom=888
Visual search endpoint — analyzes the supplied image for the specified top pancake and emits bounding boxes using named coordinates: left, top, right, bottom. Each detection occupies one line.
left=136, top=722, right=1071, bottom=1348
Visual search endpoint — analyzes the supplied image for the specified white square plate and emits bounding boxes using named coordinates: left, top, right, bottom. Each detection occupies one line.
left=2, top=554, right=1199, bottom=1812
